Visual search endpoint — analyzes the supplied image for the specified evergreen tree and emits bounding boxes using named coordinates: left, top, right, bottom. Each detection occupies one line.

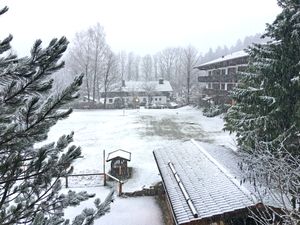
left=224, top=0, right=300, bottom=155
left=225, top=1, right=300, bottom=223
left=0, top=6, right=112, bottom=225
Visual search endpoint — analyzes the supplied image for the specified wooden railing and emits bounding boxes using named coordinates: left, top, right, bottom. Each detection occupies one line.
left=64, top=172, right=124, bottom=196
left=105, top=173, right=124, bottom=196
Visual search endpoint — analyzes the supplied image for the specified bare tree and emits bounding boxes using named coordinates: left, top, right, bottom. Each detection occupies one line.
left=66, top=23, right=107, bottom=102
left=153, top=54, right=159, bottom=80
left=173, top=48, right=184, bottom=96
left=67, top=31, right=93, bottom=101
left=126, top=52, right=134, bottom=80
left=102, top=50, right=119, bottom=109
left=88, top=23, right=108, bottom=102
left=241, top=141, right=300, bottom=225
left=134, top=55, right=140, bottom=81
left=118, top=51, right=127, bottom=81
left=141, top=54, right=153, bottom=81
left=158, top=48, right=177, bottom=81
left=182, top=45, right=201, bottom=104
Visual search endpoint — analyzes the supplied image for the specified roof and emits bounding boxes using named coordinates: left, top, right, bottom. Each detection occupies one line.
left=121, top=80, right=173, bottom=93
left=153, top=140, right=257, bottom=224
left=195, top=50, right=248, bottom=70
left=197, top=141, right=288, bottom=211
left=106, top=149, right=131, bottom=162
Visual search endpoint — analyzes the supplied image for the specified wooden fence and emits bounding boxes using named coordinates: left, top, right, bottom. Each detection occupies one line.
left=64, top=172, right=124, bottom=196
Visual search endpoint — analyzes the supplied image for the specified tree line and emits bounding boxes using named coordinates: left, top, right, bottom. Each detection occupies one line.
left=53, top=25, right=266, bottom=105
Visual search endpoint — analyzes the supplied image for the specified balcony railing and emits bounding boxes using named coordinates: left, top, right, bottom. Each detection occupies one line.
left=202, top=88, right=229, bottom=96
left=198, top=74, right=241, bottom=83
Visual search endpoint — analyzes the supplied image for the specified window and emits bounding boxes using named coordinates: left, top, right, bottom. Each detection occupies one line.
left=221, top=69, right=226, bottom=75
left=159, top=98, right=161, bottom=101
left=221, top=83, right=225, bottom=90
left=212, top=83, right=219, bottom=90
left=208, top=71, right=212, bottom=76
left=227, top=83, right=234, bottom=91
left=109, top=98, right=113, bottom=103
left=228, top=67, right=237, bottom=75
left=143, top=98, right=146, bottom=102
left=208, top=83, right=212, bottom=89
left=155, top=98, right=157, bottom=101
left=238, top=66, right=247, bottom=72
left=212, top=69, right=221, bottom=76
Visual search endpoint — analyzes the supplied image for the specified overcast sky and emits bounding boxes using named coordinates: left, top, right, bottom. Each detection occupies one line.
left=1, top=0, right=281, bottom=56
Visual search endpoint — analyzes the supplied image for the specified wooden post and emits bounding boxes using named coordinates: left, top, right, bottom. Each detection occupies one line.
left=65, top=176, right=68, bottom=188
left=119, top=181, right=123, bottom=196
left=103, top=149, right=106, bottom=186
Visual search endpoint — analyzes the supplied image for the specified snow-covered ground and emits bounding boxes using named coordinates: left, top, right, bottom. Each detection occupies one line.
left=63, top=187, right=163, bottom=225
left=45, top=106, right=236, bottom=225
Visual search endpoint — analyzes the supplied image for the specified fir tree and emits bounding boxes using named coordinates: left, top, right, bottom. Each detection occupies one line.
left=224, top=0, right=300, bottom=155
left=0, top=6, right=112, bottom=225
left=224, top=1, right=300, bottom=223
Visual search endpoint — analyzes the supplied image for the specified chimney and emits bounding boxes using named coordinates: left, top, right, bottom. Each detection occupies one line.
left=122, top=80, right=126, bottom=87
left=159, top=78, right=164, bottom=84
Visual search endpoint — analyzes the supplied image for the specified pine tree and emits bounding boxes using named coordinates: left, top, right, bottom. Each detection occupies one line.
left=0, top=6, right=112, bottom=225
left=224, top=0, right=300, bottom=155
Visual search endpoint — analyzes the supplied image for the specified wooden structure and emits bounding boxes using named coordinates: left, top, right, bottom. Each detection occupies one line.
left=106, top=149, right=131, bottom=178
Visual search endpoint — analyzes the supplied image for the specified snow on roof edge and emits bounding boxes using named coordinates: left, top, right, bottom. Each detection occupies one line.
left=190, top=139, right=257, bottom=203
left=106, top=149, right=131, bottom=161
left=195, top=50, right=248, bottom=68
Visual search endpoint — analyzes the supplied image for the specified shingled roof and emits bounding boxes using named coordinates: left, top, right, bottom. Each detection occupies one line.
left=153, top=140, right=257, bottom=225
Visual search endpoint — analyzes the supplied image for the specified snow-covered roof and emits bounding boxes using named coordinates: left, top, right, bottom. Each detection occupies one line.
left=106, top=149, right=131, bottom=162
left=195, top=50, right=248, bottom=70
left=153, top=140, right=257, bottom=224
left=121, top=80, right=173, bottom=93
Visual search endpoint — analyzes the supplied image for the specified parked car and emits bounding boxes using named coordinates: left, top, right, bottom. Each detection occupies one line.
left=167, top=102, right=179, bottom=109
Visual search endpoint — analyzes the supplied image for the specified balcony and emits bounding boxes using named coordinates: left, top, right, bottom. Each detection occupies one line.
left=202, top=88, right=229, bottom=96
left=198, top=74, right=241, bottom=83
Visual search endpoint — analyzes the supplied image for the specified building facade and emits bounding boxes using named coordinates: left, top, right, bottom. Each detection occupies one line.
left=102, top=79, right=173, bottom=108
left=195, top=51, right=249, bottom=105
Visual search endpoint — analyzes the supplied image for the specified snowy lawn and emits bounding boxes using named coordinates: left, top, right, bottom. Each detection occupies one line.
left=62, top=187, right=163, bottom=225
left=45, top=106, right=236, bottom=224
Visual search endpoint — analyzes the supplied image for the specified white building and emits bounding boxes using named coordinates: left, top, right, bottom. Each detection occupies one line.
left=195, top=50, right=249, bottom=105
left=102, top=79, right=173, bottom=107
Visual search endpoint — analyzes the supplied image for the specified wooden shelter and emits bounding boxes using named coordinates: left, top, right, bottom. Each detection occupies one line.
left=106, top=149, right=131, bottom=178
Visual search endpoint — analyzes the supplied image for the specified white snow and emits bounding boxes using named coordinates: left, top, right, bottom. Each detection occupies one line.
left=107, top=149, right=131, bottom=161
left=121, top=80, right=173, bottom=92
left=96, top=196, right=163, bottom=225
left=196, top=50, right=248, bottom=68
left=62, top=187, right=163, bottom=225
left=43, top=106, right=236, bottom=224
left=191, top=139, right=256, bottom=202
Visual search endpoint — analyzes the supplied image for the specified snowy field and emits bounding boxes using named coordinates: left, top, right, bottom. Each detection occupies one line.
left=45, top=106, right=236, bottom=225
